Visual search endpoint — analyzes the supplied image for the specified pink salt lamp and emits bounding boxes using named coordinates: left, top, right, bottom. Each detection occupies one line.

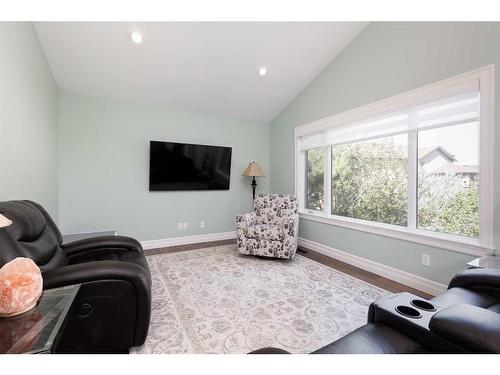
left=0, top=258, right=42, bottom=318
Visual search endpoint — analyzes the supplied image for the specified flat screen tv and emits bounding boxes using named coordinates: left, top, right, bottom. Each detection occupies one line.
left=149, top=140, right=232, bottom=191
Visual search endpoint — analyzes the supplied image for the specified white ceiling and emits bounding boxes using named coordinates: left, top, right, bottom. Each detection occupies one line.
left=35, top=22, right=367, bottom=123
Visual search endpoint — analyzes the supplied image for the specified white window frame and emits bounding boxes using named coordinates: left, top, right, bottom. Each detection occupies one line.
left=295, top=65, right=495, bottom=257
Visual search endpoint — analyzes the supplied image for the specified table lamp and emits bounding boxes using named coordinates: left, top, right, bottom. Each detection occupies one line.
left=242, top=161, right=265, bottom=200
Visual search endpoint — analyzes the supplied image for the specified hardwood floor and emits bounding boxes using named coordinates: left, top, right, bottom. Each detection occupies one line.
left=296, top=248, right=432, bottom=299
left=145, top=239, right=433, bottom=299
left=145, top=239, right=235, bottom=256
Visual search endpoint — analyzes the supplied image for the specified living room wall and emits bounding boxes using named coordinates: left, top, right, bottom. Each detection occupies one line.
left=270, top=22, right=500, bottom=285
left=0, top=23, right=59, bottom=219
left=58, top=92, right=269, bottom=241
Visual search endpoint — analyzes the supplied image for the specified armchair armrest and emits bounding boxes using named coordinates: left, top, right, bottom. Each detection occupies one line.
left=282, top=212, right=299, bottom=222
left=236, top=212, right=257, bottom=253
left=236, top=212, right=257, bottom=228
left=282, top=213, right=299, bottom=234
left=62, top=235, right=144, bottom=261
left=282, top=213, right=299, bottom=255
left=448, top=268, right=500, bottom=297
left=429, top=304, right=500, bottom=353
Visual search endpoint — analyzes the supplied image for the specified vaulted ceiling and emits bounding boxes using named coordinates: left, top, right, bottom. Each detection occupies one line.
left=35, top=22, right=367, bottom=122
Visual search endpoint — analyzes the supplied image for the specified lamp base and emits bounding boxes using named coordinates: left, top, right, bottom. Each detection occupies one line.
left=251, top=176, right=257, bottom=200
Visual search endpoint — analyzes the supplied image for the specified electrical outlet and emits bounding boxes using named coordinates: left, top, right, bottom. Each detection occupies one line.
left=182, top=222, right=188, bottom=231
left=422, top=254, right=431, bottom=267
left=200, top=221, right=205, bottom=228
left=177, top=222, right=183, bottom=230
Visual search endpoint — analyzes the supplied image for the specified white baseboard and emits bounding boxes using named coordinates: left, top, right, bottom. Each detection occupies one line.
left=141, top=231, right=236, bottom=251
left=298, top=237, right=447, bottom=296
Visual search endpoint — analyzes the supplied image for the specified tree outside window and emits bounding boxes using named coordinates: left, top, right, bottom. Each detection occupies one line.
left=306, top=148, right=324, bottom=211
left=331, top=135, right=408, bottom=226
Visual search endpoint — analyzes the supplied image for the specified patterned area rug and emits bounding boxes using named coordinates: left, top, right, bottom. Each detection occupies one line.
left=131, top=244, right=388, bottom=354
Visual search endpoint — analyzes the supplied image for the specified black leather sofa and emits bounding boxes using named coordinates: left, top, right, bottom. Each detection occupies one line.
left=252, top=268, right=500, bottom=354
left=0, top=200, right=152, bottom=353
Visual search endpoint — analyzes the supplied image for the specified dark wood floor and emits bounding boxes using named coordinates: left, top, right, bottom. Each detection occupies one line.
left=146, top=239, right=432, bottom=299
left=296, top=248, right=432, bottom=299
left=145, top=239, right=235, bottom=255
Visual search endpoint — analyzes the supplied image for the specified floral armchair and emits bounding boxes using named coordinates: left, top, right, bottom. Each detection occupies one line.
left=236, top=194, right=299, bottom=259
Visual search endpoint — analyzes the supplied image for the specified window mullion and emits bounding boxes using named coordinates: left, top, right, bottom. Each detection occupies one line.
left=478, top=70, right=494, bottom=248
left=407, top=111, right=418, bottom=231
left=324, top=146, right=332, bottom=215
left=298, top=151, right=306, bottom=212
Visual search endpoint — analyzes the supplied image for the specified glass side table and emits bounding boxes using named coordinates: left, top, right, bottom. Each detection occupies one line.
left=0, top=284, right=80, bottom=354
left=467, top=255, right=500, bottom=269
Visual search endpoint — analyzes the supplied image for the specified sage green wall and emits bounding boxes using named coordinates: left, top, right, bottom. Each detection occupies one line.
left=0, top=22, right=59, bottom=219
left=270, top=22, right=500, bottom=285
left=58, top=92, right=269, bottom=241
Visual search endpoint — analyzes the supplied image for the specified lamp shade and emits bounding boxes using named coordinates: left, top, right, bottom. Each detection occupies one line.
left=242, top=161, right=265, bottom=177
left=0, top=214, right=12, bottom=229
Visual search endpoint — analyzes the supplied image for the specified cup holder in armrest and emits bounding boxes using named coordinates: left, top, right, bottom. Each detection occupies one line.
left=410, top=299, right=436, bottom=312
left=395, top=305, right=422, bottom=319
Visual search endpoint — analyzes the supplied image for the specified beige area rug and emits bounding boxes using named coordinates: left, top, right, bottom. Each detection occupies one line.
left=131, top=244, right=388, bottom=354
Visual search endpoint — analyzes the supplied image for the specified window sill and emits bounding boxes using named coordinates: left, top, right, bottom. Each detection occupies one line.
left=299, top=210, right=494, bottom=257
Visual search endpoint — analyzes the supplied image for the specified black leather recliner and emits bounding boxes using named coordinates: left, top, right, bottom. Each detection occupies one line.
left=0, top=200, right=151, bottom=353
left=252, top=267, right=500, bottom=354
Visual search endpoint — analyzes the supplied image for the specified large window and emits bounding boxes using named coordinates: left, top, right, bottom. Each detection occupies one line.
left=295, top=66, right=494, bottom=255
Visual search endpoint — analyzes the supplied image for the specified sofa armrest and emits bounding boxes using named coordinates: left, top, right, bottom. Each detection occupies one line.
left=429, top=304, right=500, bottom=353
left=62, top=235, right=144, bottom=261
left=42, top=260, right=150, bottom=290
left=448, top=268, right=500, bottom=297
left=42, top=260, right=152, bottom=347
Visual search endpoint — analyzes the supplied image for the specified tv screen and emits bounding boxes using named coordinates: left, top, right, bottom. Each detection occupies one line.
left=149, top=141, right=232, bottom=191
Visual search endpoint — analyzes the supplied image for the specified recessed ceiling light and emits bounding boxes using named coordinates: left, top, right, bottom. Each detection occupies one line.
left=258, top=66, right=268, bottom=76
left=130, top=31, right=143, bottom=44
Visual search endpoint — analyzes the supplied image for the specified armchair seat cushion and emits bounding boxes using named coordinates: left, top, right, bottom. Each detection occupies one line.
left=247, top=224, right=284, bottom=241
left=255, top=208, right=282, bottom=225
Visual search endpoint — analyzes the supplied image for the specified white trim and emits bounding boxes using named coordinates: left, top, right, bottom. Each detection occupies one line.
left=295, top=65, right=489, bottom=137
left=300, top=211, right=494, bottom=257
left=298, top=237, right=447, bottom=296
left=141, top=231, right=236, bottom=251
left=407, top=130, right=418, bottom=231
left=324, top=146, right=332, bottom=215
left=478, top=65, right=495, bottom=249
left=295, top=130, right=305, bottom=212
